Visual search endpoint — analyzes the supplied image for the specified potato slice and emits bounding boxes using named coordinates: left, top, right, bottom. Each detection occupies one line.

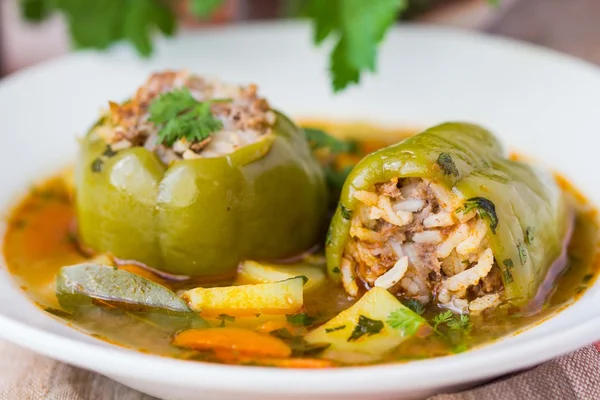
left=182, top=277, right=304, bottom=317
left=304, top=287, right=427, bottom=363
left=237, top=260, right=325, bottom=291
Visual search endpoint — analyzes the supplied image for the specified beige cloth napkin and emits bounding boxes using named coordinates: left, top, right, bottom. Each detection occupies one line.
left=2, top=339, right=599, bottom=400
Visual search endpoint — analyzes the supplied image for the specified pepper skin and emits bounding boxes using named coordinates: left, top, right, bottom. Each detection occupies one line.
left=75, top=112, right=327, bottom=277
left=326, top=122, right=569, bottom=306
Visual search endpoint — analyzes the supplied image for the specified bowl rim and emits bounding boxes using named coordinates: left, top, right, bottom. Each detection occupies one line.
left=0, top=309, right=598, bottom=395
left=2, top=21, right=600, bottom=395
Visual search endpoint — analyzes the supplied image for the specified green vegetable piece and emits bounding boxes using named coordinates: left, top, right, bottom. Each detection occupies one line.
left=340, top=205, right=352, bottom=220
left=90, top=158, right=103, bottom=173
left=525, top=226, right=535, bottom=244
left=348, top=315, right=384, bottom=342
left=464, top=197, right=498, bottom=234
left=307, top=0, right=407, bottom=92
left=447, top=315, right=472, bottom=333
left=148, top=88, right=226, bottom=146
left=402, top=298, right=426, bottom=315
left=386, top=307, right=427, bottom=336
left=75, top=111, right=327, bottom=277
left=303, top=128, right=357, bottom=154
left=432, top=310, right=453, bottom=332
left=325, top=325, right=346, bottom=333
left=56, top=263, right=192, bottom=314
left=518, top=242, right=528, bottom=265
left=326, top=122, right=570, bottom=306
left=436, top=152, right=459, bottom=177
left=286, top=313, right=315, bottom=326
left=190, top=0, right=223, bottom=19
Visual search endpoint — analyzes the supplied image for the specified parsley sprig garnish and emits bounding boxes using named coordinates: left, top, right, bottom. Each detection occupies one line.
left=386, top=307, right=426, bottom=336
left=20, top=0, right=500, bottom=93
left=148, top=88, right=227, bottom=146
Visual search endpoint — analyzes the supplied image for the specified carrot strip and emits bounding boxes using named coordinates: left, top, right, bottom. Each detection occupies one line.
left=172, top=328, right=292, bottom=358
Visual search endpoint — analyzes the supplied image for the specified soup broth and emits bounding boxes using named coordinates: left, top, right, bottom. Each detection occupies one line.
left=3, top=121, right=599, bottom=367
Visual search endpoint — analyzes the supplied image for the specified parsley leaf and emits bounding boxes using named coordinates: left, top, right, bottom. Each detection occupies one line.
left=517, top=241, right=528, bottom=265
left=432, top=310, right=453, bottom=332
left=91, top=158, right=104, bottom=173
left=436, top=152, right=459, bottom=177
left=148, top=88, right=225, bottom=146
left=402, top=299, right=426, bottom=315
left=463, top=197, right=499, bottom=234
left=386, top=308, right=425, bottom=336
left=340, top=204, right=352, bottom=220
left=325, top=325, right=346, bottom=333
left=308, top=0, right=407, bottom=92
left=304, top=128, right=357, bottom=154
left=447, top=315, right=472, bottom=333
left=190, top=0, right=223, bottom=19
left=348, top=315, right=384, bottom=341
left=286, top=313, right=315, bottom=326
left=525, top=226, right=535, bottom=244
left=22, top=0, right=176, bottom=57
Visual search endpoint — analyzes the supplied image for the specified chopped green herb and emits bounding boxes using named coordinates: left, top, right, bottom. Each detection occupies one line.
left=340, top=205, right=352, bottom=220
left=517, top=242, right=527, bottom=265
left=91, top=158, right=103, bottom=173
left=402, top=299, right=426, bottom=315
left=325, top=325, right=347, bottom=333
left=525, top=227, right=535, bottom=244
left=503, top=259, right=514, bottom=268
left=102, top=145, right=118, bottom=157
left=303, top=128, right=358, bottom=154
left=296, top=342, right=331, bottom=357
left=12, top=220, right=27, bottom=229
left=436, top=152, right=459, bottom=177
left=582, top=274, right=594, bottom=284
left=450, top=343, right=469, bottom=354
left=386, top=308, right=425, bottom=336
left=447, top=315, right=472, bottom=333
left=463, top=197, right=498, bottom=234
left=44, top=307, right=73, bottom=319
left=269, top=328, right=294, bottom=340
left=325, top=228, right=333, bottom=246
left=190, top=0, right=223, bottom=19
left=255, top=313, right=261, bottom=318
left=286, top=313, right=315, bottom=326
left=217, top=314, right=235, bottom=327
left=148, top=88, right=227, bottom=146
left=348, top=315, right=384, bottom=341
left=503, top=269, right=514, bottom=284
left=432, top=310, right=453, bottom=332
left=332, top=267, right=341, bottom=274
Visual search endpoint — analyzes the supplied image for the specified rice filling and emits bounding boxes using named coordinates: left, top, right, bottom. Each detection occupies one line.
left=343, top=177, right=504, bottom=314
left=95, top=70, right=276, bottom=164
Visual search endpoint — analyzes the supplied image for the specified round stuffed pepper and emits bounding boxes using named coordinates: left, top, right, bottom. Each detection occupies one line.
left=76, top=70, right=327, bottom=277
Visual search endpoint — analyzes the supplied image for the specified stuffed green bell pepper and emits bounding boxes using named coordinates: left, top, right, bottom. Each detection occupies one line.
left=326, top=122, right=571, bottom=313
left=75, top=71, right=327, bottom=277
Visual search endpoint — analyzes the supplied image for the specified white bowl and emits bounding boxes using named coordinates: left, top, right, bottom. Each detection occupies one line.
left=1, top=22, right=600, bottom=400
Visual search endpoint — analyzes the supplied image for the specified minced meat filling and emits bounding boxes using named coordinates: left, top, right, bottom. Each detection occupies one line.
left=342, top=177, right=504, bottom=315
left=95, top=70, right=276, bottom=164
